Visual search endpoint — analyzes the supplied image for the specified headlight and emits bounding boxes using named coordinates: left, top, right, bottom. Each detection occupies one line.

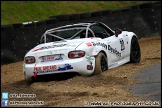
left=25, top=56, right=36, bottom=64
left=68, top=50, right=85, bottom=59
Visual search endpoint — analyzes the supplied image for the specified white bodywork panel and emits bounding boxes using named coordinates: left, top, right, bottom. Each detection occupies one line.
left=23, top=22, right=137, bottom=81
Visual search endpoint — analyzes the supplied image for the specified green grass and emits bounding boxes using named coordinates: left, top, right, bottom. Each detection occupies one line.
left=1, top=1, right=157, bottom=25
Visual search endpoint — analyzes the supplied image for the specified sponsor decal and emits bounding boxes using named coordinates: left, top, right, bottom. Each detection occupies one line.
left=86, top=42, right=92, bottom=47
left=119, top=38, right=125, bottom=51
left=54, top=28, right=83, bottom=32
left=33, top=48, right=40, bottom=52
left=40, top=44, right=67, bottom=50
left=55, top=55, right=63, bottom=60
left=86, top=56, right=94, bottom=70
left=33, top=65, right=57, bottom=74
left=86, top=56, right=94, bottom=62
left=108, top=45, right=121, bottom=57
left=34, top=65, right=57, bottom=73
left=65, top=45, right=77, bottom=47
left=87, top=65, right=93, bottom=70
left=41, top=55, right=63, bottom=62
left=123, top=34, right=128, bottom=37
left=33, top=44, right=67, bottom=52
left=91, top=42, right=107, bottom=50
left=33, top=64, right=73, bottom=74
left=57, top=64, right=73, bottom=71
left=109, top=62, right=118, bottom=68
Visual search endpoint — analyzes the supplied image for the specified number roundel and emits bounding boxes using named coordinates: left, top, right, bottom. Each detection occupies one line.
left=120, top=39, right=125, bottom=51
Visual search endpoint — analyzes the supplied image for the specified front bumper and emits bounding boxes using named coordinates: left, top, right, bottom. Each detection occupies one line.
left=23, top=56, right=95, bottom=81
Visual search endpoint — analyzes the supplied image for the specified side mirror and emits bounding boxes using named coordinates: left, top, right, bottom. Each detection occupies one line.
left=114, top=28, right=122, bottom=37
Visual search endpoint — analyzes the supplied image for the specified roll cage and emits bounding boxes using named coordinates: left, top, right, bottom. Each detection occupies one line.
left=40, top=22, right=114, bottom=43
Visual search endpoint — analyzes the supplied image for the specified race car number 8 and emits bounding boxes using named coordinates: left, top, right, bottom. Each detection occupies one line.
left=120, top=39, right=125, bottom=51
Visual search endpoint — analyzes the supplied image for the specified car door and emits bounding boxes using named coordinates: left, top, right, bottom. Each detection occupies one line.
left=105, top=35, right=122, bottom=64
left=97, top=23, right=126, bottom=64
left=90, top=24, right=121, bottom=64
left=118, top=32, right=129, bottom=59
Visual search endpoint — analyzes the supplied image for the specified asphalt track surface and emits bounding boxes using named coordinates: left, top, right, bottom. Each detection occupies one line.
left=127, top=63, right=161, bottom=102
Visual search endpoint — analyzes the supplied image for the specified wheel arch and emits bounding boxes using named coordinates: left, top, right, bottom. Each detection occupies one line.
left=93, top=50, right=108, bottom=75
left=127, top=32, right=139, bottom=43
left=100, top=50, right=107, bottom=59
left=130, top=35, right=139, bottom=52
left=93, top=50, right=108, bottom=59
left=132, top=35, right=138, bottom=41
left=127, top=32, right=139, bottom=54
left=130, top=34, right=141, bottom=63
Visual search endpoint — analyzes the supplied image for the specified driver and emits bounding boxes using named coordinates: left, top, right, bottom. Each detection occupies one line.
left=80, top=30, right=94, bottom=38
left=88, top=31, right=93, bottom=38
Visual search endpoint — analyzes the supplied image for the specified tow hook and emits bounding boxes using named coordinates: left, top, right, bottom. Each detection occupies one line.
left=33, top=73, right=37, bottom=78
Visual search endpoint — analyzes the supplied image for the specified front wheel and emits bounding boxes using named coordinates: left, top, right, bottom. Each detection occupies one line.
left=130, top=36, right=141, bottom=63
left=93, top=52, right=108, bottom=75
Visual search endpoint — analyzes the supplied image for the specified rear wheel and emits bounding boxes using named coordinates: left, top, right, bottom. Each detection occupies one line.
left=130, top=36, right=141, bottom=63
left=93, top=52, right=108, bottom=75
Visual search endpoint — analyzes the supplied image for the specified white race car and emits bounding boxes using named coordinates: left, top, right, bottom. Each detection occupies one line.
left=23, top=21, right=141, bottom=82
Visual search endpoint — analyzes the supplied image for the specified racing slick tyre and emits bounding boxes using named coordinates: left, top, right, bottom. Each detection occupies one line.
left=130, top=36, right=141, bottom=63
left=93, top=52, right=108, bottom=75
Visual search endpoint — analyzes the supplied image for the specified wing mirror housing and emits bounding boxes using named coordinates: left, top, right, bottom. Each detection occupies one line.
left=114, top=28, right=122, bottom=37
